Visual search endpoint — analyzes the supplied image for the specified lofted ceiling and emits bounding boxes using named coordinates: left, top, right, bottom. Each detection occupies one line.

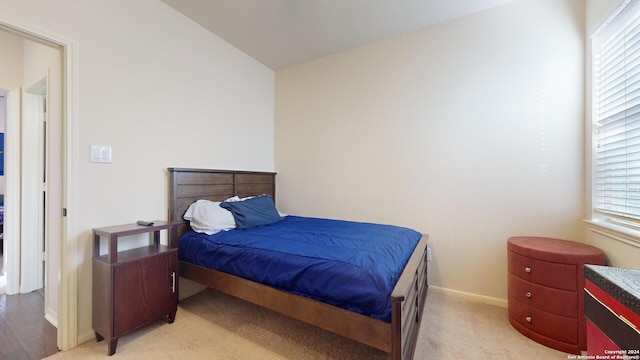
left=162, top=0, right=515, bottom=70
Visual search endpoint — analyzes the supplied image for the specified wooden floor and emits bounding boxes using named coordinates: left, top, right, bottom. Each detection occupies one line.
left=0, top=287, right=59, bottom=359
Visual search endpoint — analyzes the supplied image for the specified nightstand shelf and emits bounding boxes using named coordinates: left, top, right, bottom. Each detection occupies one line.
left=92, top=221, right=179, bottom=356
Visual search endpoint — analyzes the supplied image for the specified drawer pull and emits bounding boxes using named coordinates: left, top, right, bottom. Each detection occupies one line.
left=525, top=267, right=531, bottom=273
left=525, top=291, right=532, bottom=298
left=525, top=316, right=532, bottom=323
left=170, top=272, right=176, bottom=293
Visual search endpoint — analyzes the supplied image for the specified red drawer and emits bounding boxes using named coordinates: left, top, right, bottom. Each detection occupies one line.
left=508, top=274, right=577, bottom=317
left=508, top=251, right=577, bottom=291
left=509, top=297, right=578, bottom=345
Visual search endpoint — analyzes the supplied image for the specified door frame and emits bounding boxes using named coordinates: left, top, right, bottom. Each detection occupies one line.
left=0, top=17, right=79, bottom=351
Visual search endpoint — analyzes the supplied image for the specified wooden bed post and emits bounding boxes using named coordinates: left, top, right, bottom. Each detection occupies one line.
left=391, top=297, right=403, bottom=360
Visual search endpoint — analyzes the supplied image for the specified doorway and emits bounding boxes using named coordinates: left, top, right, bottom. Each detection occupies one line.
left=1, top=41, right=59, bottom=308
left=0, top=19, right=79, bottom=351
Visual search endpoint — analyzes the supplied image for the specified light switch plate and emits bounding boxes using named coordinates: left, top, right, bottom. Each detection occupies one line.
left=90, top=145, right=112, bottom=163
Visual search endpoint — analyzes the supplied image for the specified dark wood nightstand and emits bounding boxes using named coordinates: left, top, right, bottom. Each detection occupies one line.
left=92, top=221, right=179, bottom=356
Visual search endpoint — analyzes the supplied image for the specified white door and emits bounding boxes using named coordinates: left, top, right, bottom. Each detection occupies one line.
left=4, top=79, right=49, bottom=295
left=21, top=77, right=47, bottom=293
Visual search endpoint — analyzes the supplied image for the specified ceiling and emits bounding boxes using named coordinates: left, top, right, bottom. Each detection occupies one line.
left=162, top=0, right=515, bottom=70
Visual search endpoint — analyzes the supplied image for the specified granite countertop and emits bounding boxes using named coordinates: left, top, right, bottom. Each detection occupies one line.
left=584, top=264, right=640, bottom=316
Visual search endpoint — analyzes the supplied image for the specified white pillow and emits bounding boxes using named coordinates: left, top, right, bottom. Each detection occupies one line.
left=183, top=198, right=237, bottom=235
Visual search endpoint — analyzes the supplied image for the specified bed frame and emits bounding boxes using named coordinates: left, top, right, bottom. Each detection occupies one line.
left=167, top=168, right=429, bottom=360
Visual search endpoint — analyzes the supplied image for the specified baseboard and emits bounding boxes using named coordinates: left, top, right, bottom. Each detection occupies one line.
left=45, top=307, right=58, bottom=328
left=429, top=285, right=508, bottom=308
left=78, top=330, right=95, bottom=345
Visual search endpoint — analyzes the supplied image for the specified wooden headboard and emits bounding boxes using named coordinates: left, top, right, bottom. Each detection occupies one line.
left=167, top=168, right=276, bottom=238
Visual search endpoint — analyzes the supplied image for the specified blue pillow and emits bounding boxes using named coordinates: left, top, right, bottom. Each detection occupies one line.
left=220, top=195, right=283, bottom=230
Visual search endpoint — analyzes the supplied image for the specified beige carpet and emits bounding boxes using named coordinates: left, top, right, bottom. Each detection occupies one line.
left=45, top=289, right=570, bottom=359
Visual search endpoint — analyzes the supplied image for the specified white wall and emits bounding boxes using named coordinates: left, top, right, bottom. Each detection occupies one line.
left=275, top=0, right=585, bottom=303
left=0, top=30, right=22, bottom=193
left=0, top=0, right=275, bottom=343
left=0, top=30, right=22, bottom=89
left=584, top=0, right=640, bottom=268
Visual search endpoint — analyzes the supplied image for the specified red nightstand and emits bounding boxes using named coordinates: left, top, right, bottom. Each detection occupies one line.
left=507, top=236, right=605, bottom=354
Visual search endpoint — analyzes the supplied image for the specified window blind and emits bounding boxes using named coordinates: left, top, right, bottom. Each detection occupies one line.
left=593, top=0, right=640, bottom=222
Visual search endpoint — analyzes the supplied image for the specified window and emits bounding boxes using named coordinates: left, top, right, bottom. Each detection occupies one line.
left=592, top=0, right=640, bottom=229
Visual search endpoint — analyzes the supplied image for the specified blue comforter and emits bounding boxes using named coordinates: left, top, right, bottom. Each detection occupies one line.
left=178, top=216, right=422, bottom=322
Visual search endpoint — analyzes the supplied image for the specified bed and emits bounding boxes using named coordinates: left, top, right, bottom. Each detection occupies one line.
left=167, top=168, right=429, bottom=360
